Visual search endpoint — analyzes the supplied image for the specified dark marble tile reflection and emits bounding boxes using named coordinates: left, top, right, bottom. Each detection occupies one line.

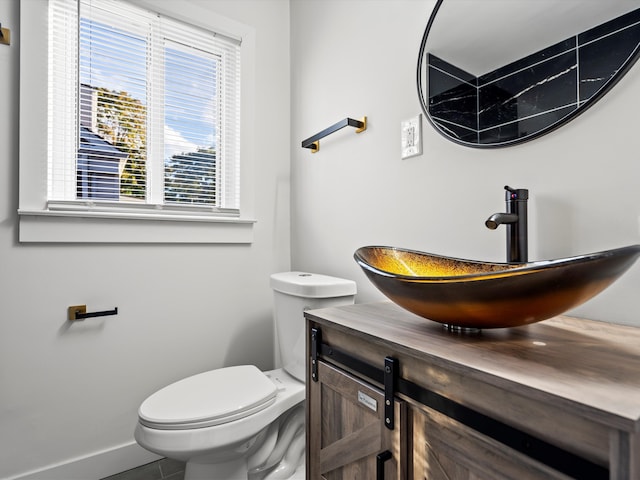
left=580, top=22, right=640, bottom=102
left=479, top=50, right=578, bottom=131
left=426, top=7, right=640, bottom=145
left=481, top=38, right=575, bottom=84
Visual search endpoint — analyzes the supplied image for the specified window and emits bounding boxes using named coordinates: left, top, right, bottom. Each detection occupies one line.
left=50, top=0, right=240, bottom=212
left=18, top=0, right=254, bottom=243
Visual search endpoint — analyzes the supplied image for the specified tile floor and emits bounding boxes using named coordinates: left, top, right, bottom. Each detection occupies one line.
left=101, top=458, right=185, bottom=480
left=101, top=455, right=306, bottom=480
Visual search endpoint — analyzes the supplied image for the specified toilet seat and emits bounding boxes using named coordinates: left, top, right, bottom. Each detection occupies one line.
left=138, top=365, right=277, bottom=430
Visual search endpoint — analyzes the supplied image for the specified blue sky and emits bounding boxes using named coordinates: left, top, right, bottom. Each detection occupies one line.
left=80, top=18, right=219, bottom=159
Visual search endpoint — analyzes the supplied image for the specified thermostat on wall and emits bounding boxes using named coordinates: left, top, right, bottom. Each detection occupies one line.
left=401, top=114, right=422, bottom=160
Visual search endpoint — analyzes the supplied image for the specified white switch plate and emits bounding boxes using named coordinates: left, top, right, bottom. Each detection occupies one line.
left=401, top=114, right=422, bottom=160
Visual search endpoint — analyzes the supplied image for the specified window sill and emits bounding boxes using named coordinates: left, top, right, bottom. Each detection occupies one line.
left=18, top=209, right=255, bottom=244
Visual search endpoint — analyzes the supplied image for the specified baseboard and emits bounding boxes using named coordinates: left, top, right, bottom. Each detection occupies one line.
left=10, top=441, right=161, bottom=480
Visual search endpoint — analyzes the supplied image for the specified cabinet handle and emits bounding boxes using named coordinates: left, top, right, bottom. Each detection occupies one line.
left=311, top=327, right=320, bottom=382
left=384, top=357, right=397, bottom=429
left=376, top=450, right=392, bottom=480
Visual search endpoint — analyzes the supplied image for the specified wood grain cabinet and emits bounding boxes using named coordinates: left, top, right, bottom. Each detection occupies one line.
left=305, top=302, right=640, bottom=480
left=411, top=403, right=570, bottom=479
left=307, top=359, right=406, bottom=479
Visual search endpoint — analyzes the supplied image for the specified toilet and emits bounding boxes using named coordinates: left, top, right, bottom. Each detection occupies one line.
left=134, top=272, right=356, bottom=480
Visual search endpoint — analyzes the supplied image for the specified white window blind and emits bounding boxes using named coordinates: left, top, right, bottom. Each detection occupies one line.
left=48, top=0, right=241, bottom=215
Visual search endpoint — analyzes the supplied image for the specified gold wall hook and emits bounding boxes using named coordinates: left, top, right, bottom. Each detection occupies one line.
left=0, top=26, right=10, bottom=46
left=355, top=116, right=367, bottom=133
left=68, top=305, right=87, bottom=321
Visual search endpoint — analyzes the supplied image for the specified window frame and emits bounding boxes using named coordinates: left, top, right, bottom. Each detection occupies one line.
left=18, top=0, right=256, bottom=244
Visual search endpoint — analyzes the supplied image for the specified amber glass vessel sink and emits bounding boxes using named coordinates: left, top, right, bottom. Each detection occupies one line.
left=354, top=245, right=640, bottom=329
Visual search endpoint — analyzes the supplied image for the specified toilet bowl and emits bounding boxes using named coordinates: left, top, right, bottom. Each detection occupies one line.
left=135, top=367, right=305, bottom=479
left=135, top=272, right=356, bottom=480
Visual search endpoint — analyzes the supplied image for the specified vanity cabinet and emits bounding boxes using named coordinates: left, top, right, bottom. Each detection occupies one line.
left=307, top=358, right=406, bottom=478
left=305, top=302, right=640, bottom=480
left=411, top=402, right=569, bottom=479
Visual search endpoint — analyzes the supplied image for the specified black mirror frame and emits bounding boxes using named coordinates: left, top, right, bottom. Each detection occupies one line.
left=417, top=0, right=640, bottom=148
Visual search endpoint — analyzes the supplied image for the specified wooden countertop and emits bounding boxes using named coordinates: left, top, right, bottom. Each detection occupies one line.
left=305, top=301, right=640, bottom=432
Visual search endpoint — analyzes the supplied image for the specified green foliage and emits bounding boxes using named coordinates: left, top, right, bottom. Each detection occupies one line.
left=95, top=88, right=147, bottom=199
left=164, top=147, right=217, bottom=205
left=91, top=88, right=217, bottom=204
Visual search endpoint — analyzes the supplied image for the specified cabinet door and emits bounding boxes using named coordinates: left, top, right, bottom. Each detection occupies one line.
left=411, top=405, right=570, bottom=480
left=309, top=360, right=406, bottom=479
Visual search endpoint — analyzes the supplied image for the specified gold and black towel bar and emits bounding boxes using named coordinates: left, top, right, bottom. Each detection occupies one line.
left=68, top=305, right=119, bottom=321
left=301, top=116, right=367, bottom=153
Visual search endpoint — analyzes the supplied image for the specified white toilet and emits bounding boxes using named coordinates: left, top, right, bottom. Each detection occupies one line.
left=134, top=272, right=356, bottom=480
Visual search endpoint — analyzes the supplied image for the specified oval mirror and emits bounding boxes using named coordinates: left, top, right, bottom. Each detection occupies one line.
left=418, top=1, right=640, bottom=147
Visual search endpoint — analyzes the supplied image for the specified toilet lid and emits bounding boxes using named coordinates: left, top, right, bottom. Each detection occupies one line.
left=138, top=365, right=277, bottom=430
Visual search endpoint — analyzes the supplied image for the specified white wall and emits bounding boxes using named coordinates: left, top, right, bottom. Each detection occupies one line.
left=1, top=0, right=639, bottom=477
left=0, top=1, right=290, bottom=478
left=290, top=0, right=640, bottom=325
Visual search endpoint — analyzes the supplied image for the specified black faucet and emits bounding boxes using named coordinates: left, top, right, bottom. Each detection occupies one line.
left=485, top=185, right=528, bottom=263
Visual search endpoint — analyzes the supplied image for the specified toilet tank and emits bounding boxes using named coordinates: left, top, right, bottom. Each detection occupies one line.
left=270, top=272, right=356, bottom=382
